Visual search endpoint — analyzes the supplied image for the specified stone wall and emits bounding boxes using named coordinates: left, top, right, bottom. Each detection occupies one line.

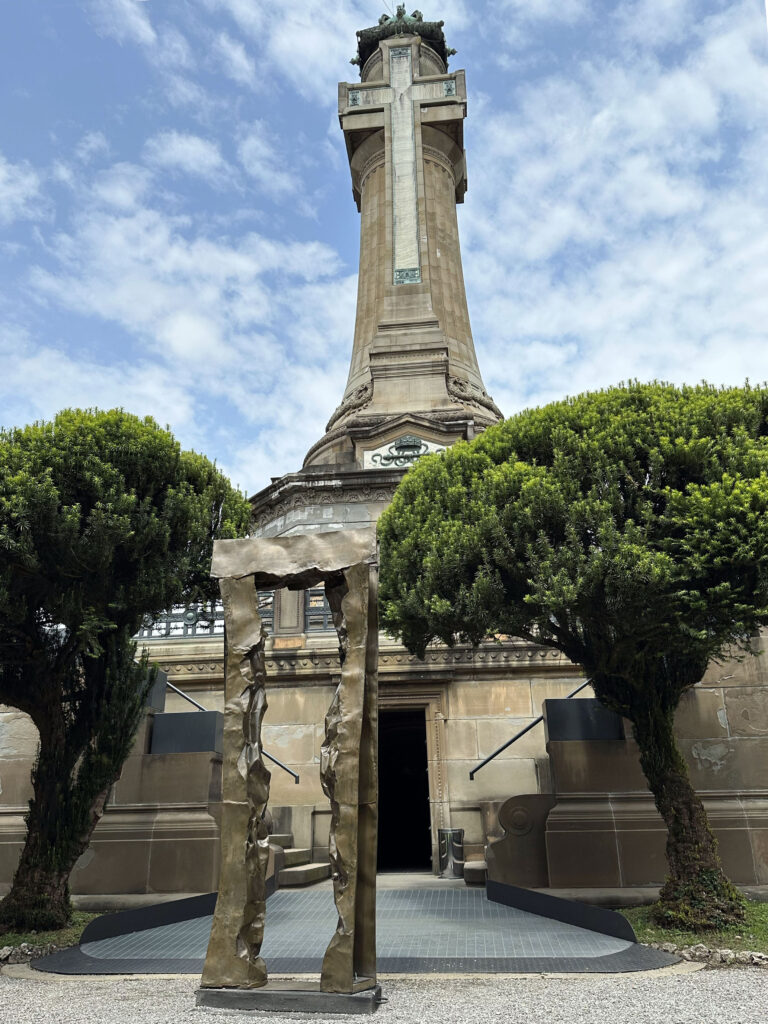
left=2, top=630, right=766, bottom=894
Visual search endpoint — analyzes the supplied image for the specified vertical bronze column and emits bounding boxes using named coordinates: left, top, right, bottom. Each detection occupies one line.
left=320, top=562, right=379, bottom=992
left=201, top=576, right=271, bottom=990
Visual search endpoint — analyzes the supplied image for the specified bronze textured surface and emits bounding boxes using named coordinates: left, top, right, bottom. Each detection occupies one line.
left=210, top=529, right=377, bottom=585
left=200, top=528, right=379, bottom=997
left=200, top=576, right=270, bottom=990
left=320, top=562, right=378, bottom=992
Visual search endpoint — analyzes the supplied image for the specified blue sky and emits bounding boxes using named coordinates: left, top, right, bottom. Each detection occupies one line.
left=2, top=1, right=767, bottom=494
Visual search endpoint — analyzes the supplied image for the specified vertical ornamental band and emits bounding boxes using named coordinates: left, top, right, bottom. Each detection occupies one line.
left=390, top=45, right=421, bottom=285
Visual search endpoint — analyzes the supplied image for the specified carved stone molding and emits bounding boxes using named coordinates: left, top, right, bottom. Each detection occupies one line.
left=160, top=662, right=224, bottom=676
left=447, top=376, right=503, bottom=421
left=422, top=145, right=455, bottom=179
left=325, top=382, right=374, bottom=432
left=157, top=638, right=575, bottom=686
left=359, top=152, right=386, bottom=192
left=252, top=483, right=398, bottom=531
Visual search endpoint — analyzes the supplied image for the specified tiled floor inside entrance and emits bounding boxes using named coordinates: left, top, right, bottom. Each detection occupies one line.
left=33, top=887, right=678, bottom=975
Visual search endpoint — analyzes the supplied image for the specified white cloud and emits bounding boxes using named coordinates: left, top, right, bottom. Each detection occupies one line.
left=0, top=323, right=196, bottom=435
left=156, top=26, right=195, bottom=70
left=24, top=187, right=354, bottom=483
left=75, top=131, right=110, bottom=163
left=615, top=0, right=695, bottom=47
left=143, top=131, right=230, bottom=185
left=84, top=1, right=200, bottom=109
left=498, top=0, right=590, bottom=21
left=0, top=153, right=43, bottom=225
left=214, top=31, right=257, bottom=87
left=92, top=162, right=153, bottom=210
left=203, top=0, right=470, bottom=103
left=85, top=0, right=157, bottom=48
left=237, top=123, right=299, bottom=199
left=463, top=1, right=768, bottom=418
left=491, top=0, right=592, bottom=49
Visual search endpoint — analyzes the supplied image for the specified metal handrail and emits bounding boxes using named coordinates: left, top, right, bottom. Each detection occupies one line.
left=162, top=681, right=300, bottom=784
left=468, top=678, right=592, bottom=780
left=263, top=749, right=300, bottom=785
left=166, top=680, right=208, bottom=712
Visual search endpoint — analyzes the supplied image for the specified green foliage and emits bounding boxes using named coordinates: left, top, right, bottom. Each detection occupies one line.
left=653, top=870, right=747, bottom=931
left=0, top=910, right=99, bottom=951
left=379, top=382, right=768, bottom=927
left=0, top=408, right=251, bottom=930
left=379, top=382, right=768, bottom=693
left=0, top=408, right=250, bottom=662
left=623, top=899, right=768, bottom=953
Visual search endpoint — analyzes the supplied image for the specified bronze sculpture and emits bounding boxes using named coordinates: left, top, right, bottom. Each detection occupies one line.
left=197, top=529, right=380, bottom=1010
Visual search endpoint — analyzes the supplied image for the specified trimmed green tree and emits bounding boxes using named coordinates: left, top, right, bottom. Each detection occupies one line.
left=0, top=409, right=251, bottom=931
left=378, top=382, right=768, bottom=929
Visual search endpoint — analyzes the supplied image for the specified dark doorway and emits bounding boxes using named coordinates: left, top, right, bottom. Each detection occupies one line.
left=377, top=708, right=432, bottom=872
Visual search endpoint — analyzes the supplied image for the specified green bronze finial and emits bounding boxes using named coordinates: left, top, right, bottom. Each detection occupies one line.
left=353, top=10, right=453, bottom=75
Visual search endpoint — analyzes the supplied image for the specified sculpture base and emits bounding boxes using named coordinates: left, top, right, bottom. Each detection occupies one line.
left=196, top=980, right=382, bottom=1015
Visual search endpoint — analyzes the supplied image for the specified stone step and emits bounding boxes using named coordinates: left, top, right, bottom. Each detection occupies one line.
left=278, top=862, right=331, bottom=887
left=270, top=833, right=294, bottom=849
left=283, top=847, right=312, bottom=867
left=464, top=860, right=487, bottom=886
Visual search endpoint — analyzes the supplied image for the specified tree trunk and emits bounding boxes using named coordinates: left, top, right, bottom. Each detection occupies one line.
left=630, top=699, right=746, bottom=929
left=0, top=639, right=151, bottom=933
left=0, top=707, right=110, bottom=932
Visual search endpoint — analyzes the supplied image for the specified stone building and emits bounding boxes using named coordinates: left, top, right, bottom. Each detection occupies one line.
left=1, top=11, right=767, bottom=897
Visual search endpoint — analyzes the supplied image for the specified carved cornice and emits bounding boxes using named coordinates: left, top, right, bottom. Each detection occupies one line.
left=422, top=145, right=455, bottom=179
left=355, top=12, right=452, bottom=71
left=156, top=638, right=577, bottom=689
left=160, top=661, right=224, bottom=678
left=252, top=484, right=397, bottom=530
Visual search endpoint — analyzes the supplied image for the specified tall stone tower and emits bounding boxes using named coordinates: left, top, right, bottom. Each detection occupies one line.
left=252, top=9, right=499, bottom=536
left=305, top=10, right=500, bottom=471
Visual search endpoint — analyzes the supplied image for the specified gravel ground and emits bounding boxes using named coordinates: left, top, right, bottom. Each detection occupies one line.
left=0, top=970, right=766, bottom=1024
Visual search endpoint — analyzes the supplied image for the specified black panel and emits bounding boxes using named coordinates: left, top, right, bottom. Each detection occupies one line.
left=486, top=879, right=637, bottom=942
left=544, top=698, right=625, bottom=741
left=150, top=710, right=223, bottom=755
left=145, top=669, right=168, bottom=713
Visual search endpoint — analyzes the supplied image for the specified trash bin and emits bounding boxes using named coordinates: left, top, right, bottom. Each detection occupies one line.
left=438, top=827, right=465, bottom=878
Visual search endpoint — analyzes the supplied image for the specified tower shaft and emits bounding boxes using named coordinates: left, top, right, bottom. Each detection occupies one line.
left=305, top=23, right=499, bottom=470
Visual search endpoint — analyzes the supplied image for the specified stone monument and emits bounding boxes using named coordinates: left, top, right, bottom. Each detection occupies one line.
left=252, top=6, right=500, bottom=541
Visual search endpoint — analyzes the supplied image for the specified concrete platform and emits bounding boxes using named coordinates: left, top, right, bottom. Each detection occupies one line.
left=32, top=887, right=678, bottom=976
left=196, top=980, right=382, bottom=1015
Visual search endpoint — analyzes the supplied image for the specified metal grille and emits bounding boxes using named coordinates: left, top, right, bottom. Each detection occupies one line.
left=137, top=592, right=274, bottom=640
left=304, top=587, right=334, bottom=632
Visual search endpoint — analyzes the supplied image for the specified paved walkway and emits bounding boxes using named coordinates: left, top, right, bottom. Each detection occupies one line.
left=33, top=888, right=676, bottom=975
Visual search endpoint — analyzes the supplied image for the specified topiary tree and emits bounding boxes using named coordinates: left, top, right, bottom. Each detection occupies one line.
left=378, top=382, right=768, bottom=929
left=0, top=409, right=251, bottom=931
